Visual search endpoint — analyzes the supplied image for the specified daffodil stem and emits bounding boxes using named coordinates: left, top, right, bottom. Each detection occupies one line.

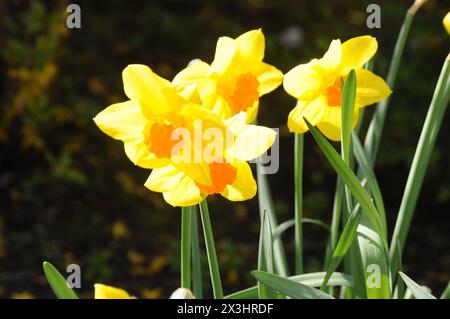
left=199, top=199, right=223, bottom=299
left=191, top=205, right=203, bottom=298
left=181, top=206, right=192, bottom=289
left=364, top=6, right=418, bottom=167
left=294, top=133, right=304, bottom=275
left=389, top=55, right=450, bottom=276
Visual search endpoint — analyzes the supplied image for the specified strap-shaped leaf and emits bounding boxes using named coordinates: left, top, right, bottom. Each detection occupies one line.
left=43, top=261, right=78, bottom=299
left=252, top=271, right=335, bottom=299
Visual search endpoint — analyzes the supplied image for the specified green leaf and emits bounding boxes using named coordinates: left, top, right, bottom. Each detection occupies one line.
left=390, top=58, right=450, bottom=279
left=303, top=118, right=385, bottom=240
left=258, top=211, right=277, bottom=299
left=256, top=155, right=289, bottom=276
left=440, top=281, right=450, bottom=299
left=364, top=2, right=425, bottom=167
left=252, top=271, right=335, bottom=299
left=398, top=272, right=436, bottom=299
left=353, top=133, right=387, bottom=236
left=341, top=70, right=356, bottom=165
left=42, top=261, right=78, bottom=299
left=225, top=272, right=353, bottom=299
left=321, top=205, right=361, bottom=290
left=273, top=218, right=329, bottom=239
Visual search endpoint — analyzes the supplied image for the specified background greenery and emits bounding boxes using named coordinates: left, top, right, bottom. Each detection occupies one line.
left=0, top=0, right=448, bottom=298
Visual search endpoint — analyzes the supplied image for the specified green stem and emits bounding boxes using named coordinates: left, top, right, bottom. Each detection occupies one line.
left=294, top=133, right=304, bottom=275
left=389, top=55, right=450, bottom=274
left=181, top=206, right=191, bottom=289
left=190, top=205, right=203, bottom=298
left=199, top=199, right=223, bottom=299
left=364, top=1, right=423, bottom=167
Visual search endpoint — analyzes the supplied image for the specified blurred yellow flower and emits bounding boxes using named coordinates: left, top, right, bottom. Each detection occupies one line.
left=94, top=284, right=132, bottom=299
left=94, top=65, right=276, bottom=207
left=173, top=29, right=283, bottom=122
left=283, top=36, right=391, bottom=141
left=443, top=11, right=450, bottom=35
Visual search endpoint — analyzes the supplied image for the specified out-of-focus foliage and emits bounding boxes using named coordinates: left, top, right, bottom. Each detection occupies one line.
left=0, top=0, right=449, bottom=298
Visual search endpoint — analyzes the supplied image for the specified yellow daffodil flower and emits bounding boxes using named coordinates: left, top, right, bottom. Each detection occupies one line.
left=144, top=111, right=277, bottom=206
left=94, top=65, right=276, bottom=207
left=444, top=11, right=450, bottom=35
left=94, top=284, right=132, bottom=299
left=173, top=29, right=283, bottom=122
left=94, top=64, right=217, bottom=188
left=283, top=36, right=391, bottom=141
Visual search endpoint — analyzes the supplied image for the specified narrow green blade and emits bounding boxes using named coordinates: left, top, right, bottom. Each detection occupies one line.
left=399, top=272, right=436, bottom=299
left=321, top=205, right=361, bottom=290
left=43, top=261, right=79, bottom=299
left=304, top=118, right=385, bottom=238
left=225, top=272, right=353, bottom=299
left=252, top=271, right=335, bottom=299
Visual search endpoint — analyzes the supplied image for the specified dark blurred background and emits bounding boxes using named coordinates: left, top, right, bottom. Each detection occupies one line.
left=0, top=0, right=449, bottom=298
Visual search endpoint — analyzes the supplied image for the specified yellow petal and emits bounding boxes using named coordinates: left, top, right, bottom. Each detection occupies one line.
left=174, top=162, right=212, bottom=187
left=287, top=95, right=327, bottom=134
left=162, top=174, right=203, bottom=207
left=122, top=64, right=174, bottom=117
left=340, top=36, right=377, bottom=75
left=254, top=62, right=284, bottom=95
left=124, top=138, right=169, bottom=169
left=235, top=29, right=265, bottom=62
left=244, top=101, right=259, bottom=124
left=283, top=59, right=324, bottom=100
left=144, top=165, right=185, bottom=193
left=224, top=112, right=247, bottom=136
left=443, top=11, right=450, bottom=35
left=316, top=106, right=359, bottom=141
left=226, top=125, right=277, bottom=162
left=355, top=69, right=392, bottom=107
left=93, top=100, right=146, bottom=141
left=221, top=162, right=256, bottom=201
left=172, top=60, right=211, bottom=101
left=211, top=37, right=236, bottom=75
left=94, top=284, right=131, bottom=299
left=320, top=39, right=342, bottom=73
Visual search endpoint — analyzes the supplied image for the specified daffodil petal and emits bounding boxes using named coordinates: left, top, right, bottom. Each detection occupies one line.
left=320, top=39, right=342, bottom=73
left=287, top=95, right=327, bottom=134
left=340, top=36, right=377, bottom=75
left=226, top=125, right=276, bottom=161
left=174, top=162, right=212, bottom=187
left=316, top=106, right=359, bottom=141
left=235, top=29, right=265, bottom=62
left=93, top=100, right=146, bottom=141
left=172, top=61, right=211, bottom=101
left=122, top=64, right=173, bottom=117
left=94, top=284, right=131, bottom=299
left=124, top=138, right=169, bottom=168
left=162, top=174, right=203, bottom=207
left=254, top=62, right=284, bottom=95
left=443, top=11, right=450, bottom=35
left=144, top=165, right=185, bottom=193
left=224, top=112, right=247, bottom=136
left=221, top=162, right=256, bottom=201
left=283, top=59, right=324, bottom=100
left=211, top=36, right=236, bottom=74
left=355, top=69, right=392, bottom=107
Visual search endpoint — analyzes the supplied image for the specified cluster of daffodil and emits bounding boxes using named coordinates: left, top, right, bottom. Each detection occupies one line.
left=93, top=30, right=391, bottom=204
left=43, top=3, right=450, bottom=299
